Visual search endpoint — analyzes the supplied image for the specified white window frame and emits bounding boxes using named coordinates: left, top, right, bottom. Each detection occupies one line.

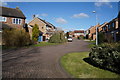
left=12, top=18, right=22, bottom=24
left=0, top=16, right=7, bottom=22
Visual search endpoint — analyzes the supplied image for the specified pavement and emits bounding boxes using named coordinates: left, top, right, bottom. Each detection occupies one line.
left=2, top=39, right=90, bottom=78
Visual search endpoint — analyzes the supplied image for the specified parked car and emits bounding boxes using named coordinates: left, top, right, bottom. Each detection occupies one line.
left=67, top=37, right=73, bottom=42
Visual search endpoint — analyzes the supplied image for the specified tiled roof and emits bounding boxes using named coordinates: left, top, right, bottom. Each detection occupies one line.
left=0, top=6, right=26, bottom=19
left=37, top=18, right=56, bottom=29
left=74, top=30, right=84, bottom=33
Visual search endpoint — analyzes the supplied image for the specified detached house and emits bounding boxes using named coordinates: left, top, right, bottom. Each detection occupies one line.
left=0, top=6, right=26, bottom=45
left=28, top=17, right=56, bottom=42
left=0, top=6, right=26, bottom=29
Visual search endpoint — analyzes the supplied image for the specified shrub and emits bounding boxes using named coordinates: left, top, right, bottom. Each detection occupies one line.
left=2, top=28, right=31, bottom=47
left=89, top=43, right=120, bottom=73
left=48, top=32, right=67, bottom=43
left=32, top=24, right=40, bottom=42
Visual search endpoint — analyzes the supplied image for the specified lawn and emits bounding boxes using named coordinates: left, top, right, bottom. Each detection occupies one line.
left=60, top=52, right=120, bottom=78
left=85, top=40, right=96, bottom=48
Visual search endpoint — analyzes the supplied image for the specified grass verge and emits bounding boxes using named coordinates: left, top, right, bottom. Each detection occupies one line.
left=85, top=40, right=96, bottom=48
left=60, top=52, right=120, bottom=78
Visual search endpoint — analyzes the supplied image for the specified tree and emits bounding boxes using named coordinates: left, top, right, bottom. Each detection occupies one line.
left=32, top=24, right=40, bottom=42
left=49, top=32, right=67, bottom=43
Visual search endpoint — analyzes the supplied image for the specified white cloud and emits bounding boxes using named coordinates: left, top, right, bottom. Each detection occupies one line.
left=95, top=0, right=112, bottom=8
left=0, top=1, right=7, bottom=6
left=25, top=19, right=31, bottom=23
left=40, top=13, right=48, bottom=17
left=35, top=13, right=48, bottom=17
left=35, top=14, right=40, bottom=17
left=55, top=17, right=67, bottom=24
left=72, top=13, right=89, bottom=18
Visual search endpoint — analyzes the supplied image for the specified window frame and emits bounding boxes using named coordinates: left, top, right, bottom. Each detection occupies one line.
left=0, top=16, right=7, bottom=22
left=12, top=18, right=22, bottom=24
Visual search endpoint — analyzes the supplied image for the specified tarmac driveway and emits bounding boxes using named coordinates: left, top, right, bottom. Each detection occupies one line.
left=2, top=39, right=90, bottom=78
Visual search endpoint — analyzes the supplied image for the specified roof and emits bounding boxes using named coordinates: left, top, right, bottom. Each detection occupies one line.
left=37, top=18, right=56, bottom=29
left=74, top=30, right=84, bottom=33
left=0, top=6, right=26, bottom=19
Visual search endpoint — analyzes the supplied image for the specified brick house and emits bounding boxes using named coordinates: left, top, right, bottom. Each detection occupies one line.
left=100, top=17, right=119, bottom=42
left=0, top=6, right=26, bottom=45
left=74, top=30, right=85, bottom=38
left=88, top=24, right=100, bottom=40
left=0, top=6, right=26, bottom=29
left=28, top=17, right=56, bottom=41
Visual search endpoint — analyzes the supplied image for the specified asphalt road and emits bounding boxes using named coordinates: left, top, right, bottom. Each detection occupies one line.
left=2, top=39, right=90, bottom=78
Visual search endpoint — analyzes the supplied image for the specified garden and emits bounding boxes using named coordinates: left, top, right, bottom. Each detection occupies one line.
left=60, top=32, right=120, bottom=78
left=2, top=24, right=67, bottom=50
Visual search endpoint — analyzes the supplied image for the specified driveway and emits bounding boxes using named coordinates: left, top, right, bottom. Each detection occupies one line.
left=2, top=39, right=90, bottom=78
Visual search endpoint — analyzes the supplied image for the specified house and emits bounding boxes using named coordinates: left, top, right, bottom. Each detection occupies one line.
left=0, top=6, right=26, bottom=29
left=74, top=30, right=85, bottom=38
left=88, top=24, right=100, bottom=40
left=0, top=6, right=26, bottom=45
left=28, top=17, right=56, bottom=42
left=101, top=17, right=119, bottom=42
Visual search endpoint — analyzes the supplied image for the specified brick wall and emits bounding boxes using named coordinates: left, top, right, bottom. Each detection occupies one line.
left=2, top=16, right=25, bottom=29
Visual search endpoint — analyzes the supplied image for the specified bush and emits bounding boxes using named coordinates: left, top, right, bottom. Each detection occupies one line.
left=48, top=32, right=67, bottom=43
left=2, top=28, right=31, bottom=47
left=32, top=24, right=40, bottom=42
left=89, top=43, right=120, bottom=73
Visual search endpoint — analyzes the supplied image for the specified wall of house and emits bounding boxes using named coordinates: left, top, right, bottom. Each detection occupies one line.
left=89, top=24, right=100, bottom=40
left=74, top=33, right=84, bottom=37
left=2, top=16, right=25, bottom=29
left=28, top=18, right=46, bottom=36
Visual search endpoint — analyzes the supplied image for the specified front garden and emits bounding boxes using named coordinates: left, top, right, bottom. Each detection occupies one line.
left=61, top=52, right=120, bottom=78
left=61, top=41, right=120, bottom=78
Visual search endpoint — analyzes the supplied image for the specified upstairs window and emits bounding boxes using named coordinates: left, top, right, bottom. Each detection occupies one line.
left=0, top=16, right=7, bottom=22
left=12, top=18, right=22, bottom=24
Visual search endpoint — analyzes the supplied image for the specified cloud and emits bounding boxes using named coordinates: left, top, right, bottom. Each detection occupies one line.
left=72, top=13, right=89, bottom=18
left=25, top=19, right=31, bottom=23
left=35, top=13, right=48, bottom=17
left=0, top=1, right=7, bottom=6
left=40, top=13, right=48, bottom=17
left=55, top=17, right=67, bottom=24
left=35, top=14, right=40, bottom=17
left=95, top=0, right=112, bottom=8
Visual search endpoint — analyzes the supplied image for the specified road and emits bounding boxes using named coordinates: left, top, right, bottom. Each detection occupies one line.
left=2, top=39, right=90, bottom=78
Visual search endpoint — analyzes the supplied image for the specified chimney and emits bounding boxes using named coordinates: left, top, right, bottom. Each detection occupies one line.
left=33, top=15, right=36, bottom=19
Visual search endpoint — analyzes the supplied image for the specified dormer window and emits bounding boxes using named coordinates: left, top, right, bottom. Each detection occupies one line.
left=0, top=16, right=7, bottom=22
left=12, top=18, right=22, bottom=24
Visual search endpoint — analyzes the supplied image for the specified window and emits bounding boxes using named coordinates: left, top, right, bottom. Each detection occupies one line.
left=0, top=16, right=7, bottom=22
left=12, top=18, right=22, bottom=24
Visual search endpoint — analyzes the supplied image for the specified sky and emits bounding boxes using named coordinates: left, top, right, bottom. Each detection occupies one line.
left=1, top=1, right=119, bottom=32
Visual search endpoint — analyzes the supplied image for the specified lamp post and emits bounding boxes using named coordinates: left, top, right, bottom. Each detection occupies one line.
left=93, top=11, right=98, bottom=45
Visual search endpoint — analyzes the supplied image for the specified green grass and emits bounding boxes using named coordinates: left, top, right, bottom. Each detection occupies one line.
left=85, top=40, right=96, bottom=48
left=60, top=52, right=120, bottom=78
left=33, top=42, right=61, bottom=47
